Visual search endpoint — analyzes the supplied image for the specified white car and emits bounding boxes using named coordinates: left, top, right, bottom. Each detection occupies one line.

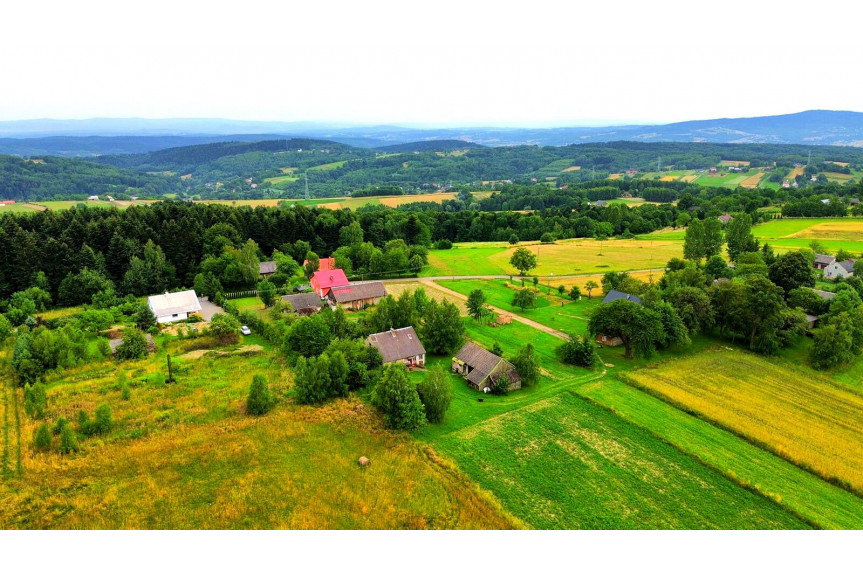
left=240, top=326, right=251, bottom=336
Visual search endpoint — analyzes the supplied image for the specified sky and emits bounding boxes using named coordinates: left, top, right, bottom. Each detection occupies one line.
left=3, top=0, right=862, bottom=127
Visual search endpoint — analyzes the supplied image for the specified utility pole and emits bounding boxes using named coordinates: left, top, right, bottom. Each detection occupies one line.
left=304, top=172, right=310, bottom=200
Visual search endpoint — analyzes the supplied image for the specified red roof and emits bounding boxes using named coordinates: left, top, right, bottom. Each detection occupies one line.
left=311, top=269, right=348, bottom=291
left=304, top=257, right=336, bottom=272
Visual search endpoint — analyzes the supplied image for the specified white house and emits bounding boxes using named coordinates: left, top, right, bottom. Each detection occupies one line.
left=147, top=289, right=202, bottom=324
left=824, top=259, right=855, bottom=280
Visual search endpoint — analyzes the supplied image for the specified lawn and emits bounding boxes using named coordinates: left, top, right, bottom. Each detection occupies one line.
left=623, top=348, right=863, bottom=494
left=0, top=333, right=517, bottom=529
left=423, top=238, right=679, bottom=277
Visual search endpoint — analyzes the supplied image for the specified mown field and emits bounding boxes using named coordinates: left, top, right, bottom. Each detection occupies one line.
left=623, top=348, right=863, bottom=494
left=0, top=335, right=518, bottom=529
left=423, top=238, right=679, bottom=277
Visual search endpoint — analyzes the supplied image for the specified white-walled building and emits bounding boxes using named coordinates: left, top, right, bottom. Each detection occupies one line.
left=148, top=290, right=202, bottom=324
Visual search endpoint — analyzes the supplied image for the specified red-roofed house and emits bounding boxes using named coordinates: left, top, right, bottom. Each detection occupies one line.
left=305, top=257, right=336, bottom=272
left=310, top=269, right=349, bottom=297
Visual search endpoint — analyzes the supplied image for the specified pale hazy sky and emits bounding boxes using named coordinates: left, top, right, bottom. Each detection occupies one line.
left=3, top=0, right=861, bottom=126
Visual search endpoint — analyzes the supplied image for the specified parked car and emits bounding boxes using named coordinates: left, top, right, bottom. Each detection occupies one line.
left=240, top=326, right=251, bottom=336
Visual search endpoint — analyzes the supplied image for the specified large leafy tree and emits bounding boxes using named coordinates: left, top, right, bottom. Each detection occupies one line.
left=416, top=364, right=453, bottom=424
left=725, top=213, right=759, bottom=263
left=702, top=217, right=724, bottom=259
left=422, top=299, right=464, bottom=355
left=768, top=251, right=815, bottom=295
left=739, top=275, right=787, bottom=353
left=511, top=343, right=541, bottom=385
left=511, top=288, right=536, bottom=312
left=667, top=287, right=714, bottom=335
left=683, top=218, right=705, bottom=261
left=466, top=289, right=487, bottom=322
left=588, top=300, right=666, bottom=359
left=509, top=247, right=537, bottom=276
left=372, top=364, right=426, bottom=430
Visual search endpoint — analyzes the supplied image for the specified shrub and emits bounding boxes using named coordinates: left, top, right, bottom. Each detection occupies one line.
left=434, top=239, right=453, bottom=250
left=416, top=364, right=453, bottom=424
left=52, top=416, right=68, bottom=435
left=59, top=423, right=78, bottom=454
left=33, top=423, right=52, bottom=450
left=489, top=374, right=510, bottom=396
left=0, top=313, right=13, bottom=342
left=511, top=344, right=540, bottom=386
left=508, top=234, right=519, bottom=245
left=247, top=374, right=275, bottom=415
left=92, top=404, right=112, bottom=434
left=540, top=232, right=555, bottom=244
left=115, top=328, right=147, bottom=360
left=208, top=313, right=241, bottom=343
left=569, top=285, right=582, bottom=300
left=557, top=334, right=599, bottom=367
left=134, top=304, right=157, bottom=331
left=24, top=383, right=47, bottom=419
left=120, top=382, right=131, bottom=400
left=491, top=342, right=503, bottom=356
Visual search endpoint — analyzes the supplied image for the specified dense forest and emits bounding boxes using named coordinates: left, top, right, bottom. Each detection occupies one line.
left=0, top=155, right=183, bottom=201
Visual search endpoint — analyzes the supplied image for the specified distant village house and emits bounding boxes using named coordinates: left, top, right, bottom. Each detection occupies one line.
left=824, top=259, right=855, bottom=280
left=813, top=254, right=836, bottom=271
left=597, top=290, right=642, bottom=346
left=281, top=292, right=323, bottom=315
left=259, top=261, right=277, bottom=277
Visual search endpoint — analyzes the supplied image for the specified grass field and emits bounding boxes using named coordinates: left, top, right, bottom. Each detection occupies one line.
left=0, top=335, right=518, bottom=529
left=750, top=218, right=863, bottom=253
left=423, top=238, right=678, bottom=277
left=623, top=348, right=863, bottom=494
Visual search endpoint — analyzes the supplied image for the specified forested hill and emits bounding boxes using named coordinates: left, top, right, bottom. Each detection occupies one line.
left=0, top=155, right=183, bottom=202
left=375, top=140, right=484, bottom=153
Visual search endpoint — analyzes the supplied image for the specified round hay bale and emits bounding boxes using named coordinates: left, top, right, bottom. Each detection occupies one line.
left=358, top=456, right=370, bottom=468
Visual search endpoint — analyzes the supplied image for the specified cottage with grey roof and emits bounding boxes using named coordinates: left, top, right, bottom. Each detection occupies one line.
left=824, top=259, right=855, bottom=280
left=814, top=254, right=836, bottom=271
left=452, top=342, right=521, bottom=392
left=366, top=327, right=426, bottom=367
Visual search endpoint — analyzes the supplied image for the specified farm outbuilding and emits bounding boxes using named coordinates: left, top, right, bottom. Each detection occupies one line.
left=259, top=261, right=277, bottom=277
left=327, top=281, right=387, bottom=310
left=147, top=289, right=202, bottom=324
left=814, top=254, right=836, bottom=271
left=452, top=342, right=521, bottom=392
left=281, top=292, right=323, bottom=315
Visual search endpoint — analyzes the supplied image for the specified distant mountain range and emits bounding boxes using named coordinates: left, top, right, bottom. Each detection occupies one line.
left=2, top=110, right=863, bottom=156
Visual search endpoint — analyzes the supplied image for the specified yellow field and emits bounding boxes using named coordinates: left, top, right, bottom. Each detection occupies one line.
left=740, top=172, right=765, bottom=188
left=680, top=174, right=698, bottom=183
left=787, top=166, right=804, bottom=180
left=824, top=172, right=853, bottom=182
left=720, top=160, right=750, bottom=167
left=378, top=191, right=491, bottom=208
left=562, top=165, right=581, bottom=172
left=0, top=342, right=519, bottom=529
left=787, top=220, right=863, bottom=241
left=383, top=281, right=468, bottom=313
left=625, top=348, right=863, bottom=492
left=608, top=173, right=623, bottom=180
left=659, top=175, right=677, bottom=182
left=827, top=161, right=850, bottom=167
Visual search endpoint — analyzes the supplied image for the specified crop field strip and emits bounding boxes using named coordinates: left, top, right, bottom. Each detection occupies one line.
left=578, top=377, right=863, bottom=529
left=623, top=348, right=863, bottom=494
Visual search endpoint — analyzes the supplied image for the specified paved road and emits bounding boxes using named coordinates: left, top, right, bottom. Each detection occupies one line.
left=416, top=279, right=569, bottom=340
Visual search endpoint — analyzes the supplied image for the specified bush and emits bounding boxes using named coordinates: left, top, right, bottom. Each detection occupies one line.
left=33, top=423, right=52, bottom=450
left=416, top=364, right=453, bottom=424
left=491, top=342, right=503, bottom=356
left=24, top=383, right=47, bottom=419
left=569, top=286, right=582, bottom=300
left=508, top=234, right=519, bottom=245
left=557, top=334, right=599, bottom=367
left=511, top=344, right=540, bottom=386
left=115, top=328, right=147, bottom=360
left=52, top=416, right=68, bottom=435
left=247, top=374, right=275, bottom=415
left=434, top=239, right=453, bottom=250
left=540, top=232, right=555, bottom=244
left=0, top=313, right=13, bottom=342
left=59, top=422, right=78, bottom=454
left=92, top=404, right=112, bottom=434
left=120, top=382, right=131, bottom=400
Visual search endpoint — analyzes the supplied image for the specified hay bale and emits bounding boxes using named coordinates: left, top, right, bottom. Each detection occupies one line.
left=358, top=456, right=370, bottom=468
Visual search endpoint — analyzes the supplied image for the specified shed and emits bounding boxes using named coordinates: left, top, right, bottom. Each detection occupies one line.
left=147, top=290, right=202, bottom=324
left=366, top=327, right=426, bottom=367
left=281, top=292, right=323, bottom=315
left=259, top=261, right=277, bottom=276
left=327, top=281, right=387, bottom=310
left=452, top=342, right=521, bottom=392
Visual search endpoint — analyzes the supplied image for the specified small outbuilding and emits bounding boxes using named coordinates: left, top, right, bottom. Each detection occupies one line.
left=452, top=342, right=521, bottom=392
left=814, top=254, right=836, bottom=271
left=601, top=290, right=642, bottom=305
left=327, top=281, right=387, bottom=310
left=366, top=326, right=426, bottom=367
left=148, top=289, right=203, bottom=324
left=281, top=292, right=323, bottom=315
left=259, top=261, right=277, bottom=277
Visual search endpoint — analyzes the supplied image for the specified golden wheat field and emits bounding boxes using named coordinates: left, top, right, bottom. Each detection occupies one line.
left=0, top=341, right=518, bottom=529
left=624, top=348, right=863, bottom=493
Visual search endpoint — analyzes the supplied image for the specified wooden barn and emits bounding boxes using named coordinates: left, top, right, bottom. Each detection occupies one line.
left=452, top=342, right=521, bottom=392
left=327, top=281, right=387, bottom=310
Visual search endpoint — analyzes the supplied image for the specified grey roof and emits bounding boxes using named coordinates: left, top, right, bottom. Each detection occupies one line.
left=602, top=290, right=642, bottom=305
left=282, top=292, right=322, bottom=311
left=805, top=314, right=820, bottom=324
left=594, top=200, right=608, bottom=207
left=366, top=327, right=425, bottom=363
left=718, top=214, right=733, bottom=223
left=454, top=342, right=521, bottom=387
left=815, top=254, right=836, bottom=265
left=810, top=288, right=836, bottom=300
left=259, top=261, right=277, bottom=275
left=838, top=259, right=856, bottom=273
left=329, top=281, right=387, bottom=303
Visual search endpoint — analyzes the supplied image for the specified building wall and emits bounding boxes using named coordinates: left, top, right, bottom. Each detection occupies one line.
left=156, top=312, right=189, bottom=324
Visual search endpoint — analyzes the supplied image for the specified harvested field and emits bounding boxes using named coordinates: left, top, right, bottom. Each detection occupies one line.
left=720, top=160, right=750, bottom=167
left=740, top=172, right=765, bottom=188
left=562, top=166, right=581, bottom=172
